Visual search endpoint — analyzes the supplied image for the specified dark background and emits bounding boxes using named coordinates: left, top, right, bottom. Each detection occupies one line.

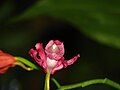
left=0, top=0, right=120, bottom=90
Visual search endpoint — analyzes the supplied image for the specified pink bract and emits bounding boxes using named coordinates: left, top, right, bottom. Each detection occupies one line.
left=29, top=40, right=80, bottom=74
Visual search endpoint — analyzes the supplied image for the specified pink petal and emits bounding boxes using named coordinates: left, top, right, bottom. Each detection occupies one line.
left=54, top=40, right=63, bottom=45
left=29, top=49, right=39, bottom=62
left=46, top=57, right=58, bottom=73
left=45, top=40, right=65, bottom=60
left=51, top=54, right=80, bottom=74
left=51, top=60, right=64, bottom=74
left=45, top=40, right=54, bottom=50
left=35, top=43, right=46, bottom=60
left=29, top=49, right=47, bottom=69
left=63, top=54, right=80, bottom=67
left=53, top=40, right=65, bottom=55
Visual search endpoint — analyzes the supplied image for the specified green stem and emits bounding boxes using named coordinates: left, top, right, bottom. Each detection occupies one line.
left=15, top=57, right=39, bottom=70
left=52, top=78, right=61, bottom=88
left=44, top=72, right=50, bottom=90
left=14, top=62, right=33, bottom=71
left=58, top=78, right=120, bottom=90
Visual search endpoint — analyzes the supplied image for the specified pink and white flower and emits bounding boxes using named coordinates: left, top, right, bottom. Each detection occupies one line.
left=29, top=40, right=80, bottom=74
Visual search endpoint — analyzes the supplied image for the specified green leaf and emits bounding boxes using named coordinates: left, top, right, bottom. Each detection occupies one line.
left=11, top=0, right=120, bottom=49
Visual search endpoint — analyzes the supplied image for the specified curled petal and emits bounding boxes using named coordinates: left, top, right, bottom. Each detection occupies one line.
left=35, top=43, right=46, bottom=60
left=29, top=49, right=38, bottom=61
left=45, top=40, right=65, bottom=60
left=63, top=54, right=80, bottom=68
left=51, top=60, right=64, bottom=74
left=51, top=55, right=80, bottom=74
left=45, top=40, right=54, bottom=50
left=29, top=48, right=47, bottom=69
left=54, top=40, right=62, bottom=45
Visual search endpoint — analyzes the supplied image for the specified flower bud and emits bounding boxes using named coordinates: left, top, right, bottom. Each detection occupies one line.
left=0, top=50, right=16, bottom=74
left=45, top=40, right=64, bottom=60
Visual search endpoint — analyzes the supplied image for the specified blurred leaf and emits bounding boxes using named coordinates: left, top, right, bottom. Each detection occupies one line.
left=0, top=1, right=14, bottom=23
left=11, top=0, right=120, bottom=49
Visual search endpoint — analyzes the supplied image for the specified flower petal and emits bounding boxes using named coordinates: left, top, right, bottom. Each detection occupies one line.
left=51, top=54, right=80, bottom=74
left=45, top=40, right=65, bottom=60
left=29, top=47, right=47, bottom=69
left=46, top=57, right=58, bottom=73
left=63, top=54, right=80, bottom=67
left=51, top=60, right=64, bottom=74
left=0, top=67, right=9, bottom=74
left=45, top=40, right=54, bottom=50
left=54, top=40, right=63, bottom=45
left=29, top=49, right=38, bottom=60
left=0, top=51, right=16, bottom=68
left=0, top=50, right=16, bottom=74
left=35, top=43, right=46, bottom=60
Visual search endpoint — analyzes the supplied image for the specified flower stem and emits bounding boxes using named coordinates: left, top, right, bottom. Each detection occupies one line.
left=15, top=57, right=39, bottom=70
left=52, top=78, right=61, bottom=88
left=57, top=78, right=120, bottom=90
left=14, top=62, right=33, bottom=71
left=44, top=72, right=50, bottom=90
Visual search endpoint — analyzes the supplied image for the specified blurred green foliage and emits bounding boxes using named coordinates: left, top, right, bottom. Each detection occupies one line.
left=10, top=0, right=120, bottom=49
left=0, top=1, right=14, bottom=23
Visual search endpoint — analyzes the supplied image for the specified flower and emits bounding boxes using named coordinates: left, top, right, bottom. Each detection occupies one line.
left=29, top=40, right=80, bottom=74
left=0, top=50, right=16, bottom=74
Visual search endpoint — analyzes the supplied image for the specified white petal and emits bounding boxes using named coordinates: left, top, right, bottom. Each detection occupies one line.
left=46, top=57, right=58, bottom=71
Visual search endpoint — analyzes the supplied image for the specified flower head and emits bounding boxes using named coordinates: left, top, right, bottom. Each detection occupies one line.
left=29, top=40, right=80, bottom=74
left=0, top=50, right=16, bottom=74
left=45, top=40, right=64, bottom=60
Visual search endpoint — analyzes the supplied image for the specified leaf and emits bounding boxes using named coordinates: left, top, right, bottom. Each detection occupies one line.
left=11, top=0, right=120, bottom=49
